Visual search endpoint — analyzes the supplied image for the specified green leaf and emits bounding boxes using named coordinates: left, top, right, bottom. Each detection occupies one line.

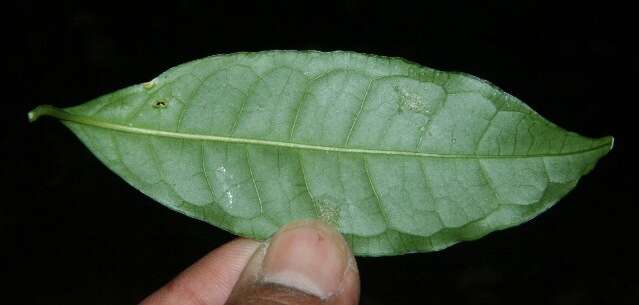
left=29, top=51, right=612, bottom=256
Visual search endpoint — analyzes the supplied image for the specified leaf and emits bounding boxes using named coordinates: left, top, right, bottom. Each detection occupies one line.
left=29, top=51, right=612, bottom=256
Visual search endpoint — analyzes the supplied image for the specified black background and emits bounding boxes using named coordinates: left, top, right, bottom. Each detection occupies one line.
left=5, top=1, right=636, bottom=304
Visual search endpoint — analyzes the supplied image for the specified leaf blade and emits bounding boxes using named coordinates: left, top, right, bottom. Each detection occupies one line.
left=29, top=51, right=612, bottom=256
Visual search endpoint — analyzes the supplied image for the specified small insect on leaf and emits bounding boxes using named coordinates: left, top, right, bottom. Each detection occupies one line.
left=28, top=51, right=612, bottom=256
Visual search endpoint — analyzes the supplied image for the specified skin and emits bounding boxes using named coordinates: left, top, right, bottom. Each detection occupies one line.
left=140, top=220, right=360, bottom=305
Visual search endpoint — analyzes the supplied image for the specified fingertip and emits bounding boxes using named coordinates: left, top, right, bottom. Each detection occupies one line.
left=225, top=220, right=360, bottom=305
left=332, top=257, right=360, bottom=305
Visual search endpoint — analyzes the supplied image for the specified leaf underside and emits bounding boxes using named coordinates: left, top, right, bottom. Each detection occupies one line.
left=29, top=51, right=612, bottom=256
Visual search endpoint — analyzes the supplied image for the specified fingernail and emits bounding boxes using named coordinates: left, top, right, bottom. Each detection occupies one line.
left=261, top=220, right=350, bottom=299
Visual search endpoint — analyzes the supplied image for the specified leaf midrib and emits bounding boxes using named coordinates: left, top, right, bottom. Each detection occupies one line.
left=29, top=105, right=612, bottom=159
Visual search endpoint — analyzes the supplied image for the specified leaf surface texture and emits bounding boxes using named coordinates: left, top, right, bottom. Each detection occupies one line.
left=30, top=51, right=612, bottom=256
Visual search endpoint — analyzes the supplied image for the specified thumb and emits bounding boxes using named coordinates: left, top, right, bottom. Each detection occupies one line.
left=224, top=220, right=360, bottom=305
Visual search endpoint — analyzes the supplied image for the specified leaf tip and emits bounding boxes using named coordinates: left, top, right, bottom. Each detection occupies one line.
left=28, top=105, right=54, bottom=123
left=607, top=136, right=615, bottom=151
left=27, top=109, right=40, bottom=123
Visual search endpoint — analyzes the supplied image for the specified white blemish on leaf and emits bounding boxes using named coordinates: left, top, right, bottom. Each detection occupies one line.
left=394, top=85, right=429, bottom=114
left=316, top=195, right=341, bottom=226
left=214, top=166, right=233, bottom=208
left=143, top=78, right=158, bottom=89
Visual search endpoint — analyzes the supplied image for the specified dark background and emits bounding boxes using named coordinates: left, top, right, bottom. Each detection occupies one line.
left=5, top=1, right=636, bottom=304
